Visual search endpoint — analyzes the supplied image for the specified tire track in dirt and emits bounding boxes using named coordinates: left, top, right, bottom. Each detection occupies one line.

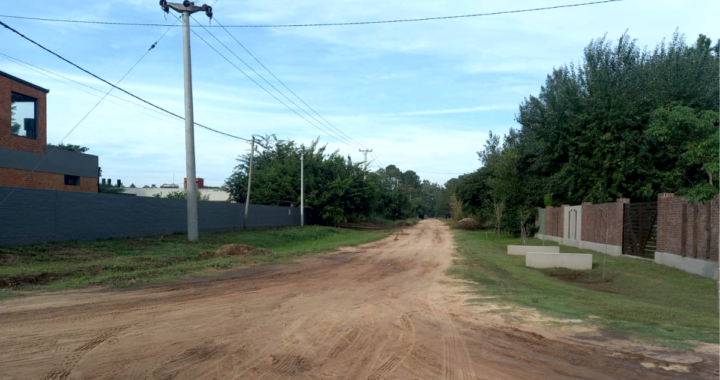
left=258, top=308, right=345, bottom=380
left=43, top=325, right=131, bottom=380
left=365, top=312, right=417, bottom=380
left=3, top=220, right=714, bottom=380
left=428, top=294, right=479, bottom=380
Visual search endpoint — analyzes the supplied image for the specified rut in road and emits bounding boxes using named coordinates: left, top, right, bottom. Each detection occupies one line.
left=0, top=219, right=716, bottom=380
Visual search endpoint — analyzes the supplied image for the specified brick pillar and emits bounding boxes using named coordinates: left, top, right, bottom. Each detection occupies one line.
left=561, top=204, right=570, bottom=239
left=656, top=193, right=675, bottom=254
left=546, top=206, right=553, bottom=236
left=581, top=202, right=592, bottom=242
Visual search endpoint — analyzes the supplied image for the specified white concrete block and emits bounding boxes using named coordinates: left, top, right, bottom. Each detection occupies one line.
left=507, top=245, right=560, bottom=256
left=526, top=253, right=593, bottom=270
left=655, top=252, right=719, bottom=280
left=580, top=241, right=621, bottom=256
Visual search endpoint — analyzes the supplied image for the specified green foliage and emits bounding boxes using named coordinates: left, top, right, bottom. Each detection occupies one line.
left=129, top=183, right=137, bottom=188
left=10, top=103, right=21, bottom=135
left=645, top=106, right=719, bottom=202
left=435, top=178, right=458, bottom=218
left=155, top=190, right=210, bottom=201
left=224, top=138, right=440, bottom=224
left=447, top=31, right=718, bottom=236
left=47, top=143, right=90, bottom=153
left=98, top=184, right=124, bottom=194
left=513, top=31, right=718, bottom=205
left=543, top=194, right=563, bottom=207
left=455, top=169, right=492, bottom=221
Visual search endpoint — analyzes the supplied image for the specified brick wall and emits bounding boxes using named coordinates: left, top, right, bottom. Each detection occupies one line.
left=657, top=193, right=719, bottom=261
left=544, top=206, right=564, bottom=237
left=0, top=168, right=97, bottom=193
left=0, top=186, right=305, bottom=246
left=0, top=74, right=47, bottom=154
left=581, top=199, right=627, bottom=246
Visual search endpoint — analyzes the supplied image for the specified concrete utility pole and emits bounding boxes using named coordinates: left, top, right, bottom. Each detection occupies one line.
left=359, top=149, right=373, bottom=180
left=244, top=136, right=255, bottom=230
left=300, top=153, right=305, bottom=227
left=161, top=1, right=213, bottom=242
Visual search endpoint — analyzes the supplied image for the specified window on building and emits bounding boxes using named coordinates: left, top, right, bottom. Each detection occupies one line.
left=64, top=175, right=80, bottom=186
left=10, top=92, right=37, bottom=139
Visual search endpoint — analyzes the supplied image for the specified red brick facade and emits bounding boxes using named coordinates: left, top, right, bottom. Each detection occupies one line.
left=580, top=199, right=628, bottom=246
left=657, top=193, right=719, bottom=261
left=545, top=206, right=564, bottom=237
left=0, top=73, right=48, bottom=154
left=0, top=168, right=98, bottom=193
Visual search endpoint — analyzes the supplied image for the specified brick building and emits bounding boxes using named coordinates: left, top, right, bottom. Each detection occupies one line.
left=0, top=71, right=98, bottom=192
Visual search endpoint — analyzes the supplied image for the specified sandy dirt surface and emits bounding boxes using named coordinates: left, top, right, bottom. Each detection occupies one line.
left=0, top=219, right=717, bottom=379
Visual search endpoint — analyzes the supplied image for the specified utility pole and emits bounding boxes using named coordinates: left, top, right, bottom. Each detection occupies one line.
left=300, top=153, right=304, bottom=227
left=359, top=149, right=373, bottom=180
left=244, top=136, right=255, bottom=230
left=161, top=1, right=213, bottom=241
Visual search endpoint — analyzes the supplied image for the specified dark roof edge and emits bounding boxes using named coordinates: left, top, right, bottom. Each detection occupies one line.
left=0, top=70, right=50, bottom=94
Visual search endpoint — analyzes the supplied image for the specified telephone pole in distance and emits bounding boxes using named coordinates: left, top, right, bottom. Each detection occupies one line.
left=359, top=149, right=373, bottom=180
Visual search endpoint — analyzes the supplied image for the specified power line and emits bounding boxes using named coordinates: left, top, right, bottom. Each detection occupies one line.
left=0, top=19, right=251, bottom=143
left=189, top=15, right=364, bottom=150
left=0, top=53, right=180, bottom=125
left=213, top=17, right=369, bottom=151
left=0, top=1, right=622, bottom=28
left=181, top=14, right=362, bottom=149
left=0, top=22, right=178, bottom=208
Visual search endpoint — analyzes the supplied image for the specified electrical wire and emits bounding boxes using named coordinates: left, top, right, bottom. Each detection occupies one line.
left=0, top=19, right=251, bottom=143
left=0, top=21, right=181, bottom=207
left=180, top=14, right=362, bottom=149
left=213, top=17, right=369, bottom=151
left=189, top=15, right=364, bottom=150
left=0, top=1, right=622, bottom=28
left=0, top=53, right=180, bottom=125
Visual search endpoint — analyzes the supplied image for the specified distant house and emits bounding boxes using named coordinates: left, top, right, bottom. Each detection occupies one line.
left=0, top=71, right=99, bottom=193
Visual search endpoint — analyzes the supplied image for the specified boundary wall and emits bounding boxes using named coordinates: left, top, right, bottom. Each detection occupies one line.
left=0, top=186, right=304, bottom=246
left=536, top=195, right=718, bottom=279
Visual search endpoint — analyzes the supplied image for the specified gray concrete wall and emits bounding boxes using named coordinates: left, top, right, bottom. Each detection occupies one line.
left=0, top=186, right=302, bottom=246
left=537, top=208, right=546, bottom=235
left=0, top=146, right=99, bottom=178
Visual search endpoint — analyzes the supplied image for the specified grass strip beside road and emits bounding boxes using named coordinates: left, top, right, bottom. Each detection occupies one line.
left=0, top=226, right=395, bottom=296
left=449, top=228, right=719, bottom=348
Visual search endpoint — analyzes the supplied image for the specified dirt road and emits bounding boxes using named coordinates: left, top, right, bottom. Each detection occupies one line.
left=0, top=220, right=716, bottom=379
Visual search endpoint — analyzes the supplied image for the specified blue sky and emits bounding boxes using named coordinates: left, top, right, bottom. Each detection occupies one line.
left=2, top=0, right=718, bottom=187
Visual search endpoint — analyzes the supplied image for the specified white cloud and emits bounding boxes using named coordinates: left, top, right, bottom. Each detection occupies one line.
left=2, top=0, right=717, bottom=189
left=370, top=104, right=516, bottom=117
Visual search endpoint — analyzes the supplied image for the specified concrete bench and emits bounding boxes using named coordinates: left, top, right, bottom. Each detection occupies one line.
left=507, top=245, right=559, bottom=256
left=525, top=253, right=593, bottom=271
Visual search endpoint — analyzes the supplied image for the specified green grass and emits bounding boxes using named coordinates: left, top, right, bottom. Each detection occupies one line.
left=448, top=228, right=719, bottom=348
left=0, top=226, right=393, bottom=297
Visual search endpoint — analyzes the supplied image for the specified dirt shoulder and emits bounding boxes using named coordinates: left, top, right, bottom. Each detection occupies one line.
left=0, top=220, right=717, bottom=379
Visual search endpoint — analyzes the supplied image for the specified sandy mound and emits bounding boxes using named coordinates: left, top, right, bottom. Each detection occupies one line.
left=458, top=218, right=480, bottom=231
left=199, top=244, right=274, bottom=260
